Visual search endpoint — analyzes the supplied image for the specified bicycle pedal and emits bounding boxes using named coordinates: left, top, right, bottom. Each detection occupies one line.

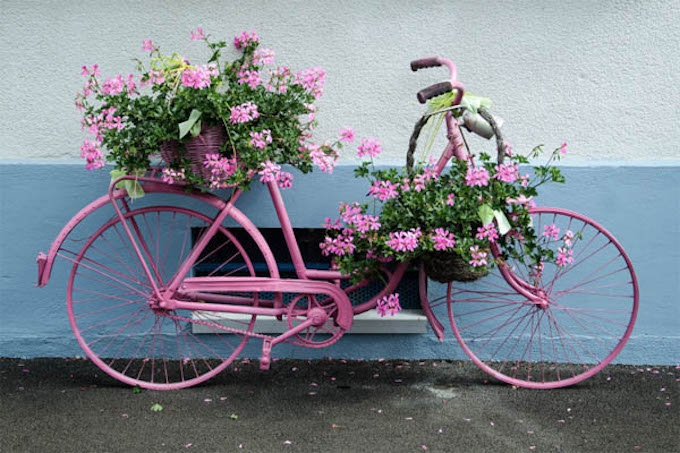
left=259, top=339, right=272, bottom=370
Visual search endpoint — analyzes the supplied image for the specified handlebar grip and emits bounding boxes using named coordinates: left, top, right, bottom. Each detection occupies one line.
left=416, top=81, right=453, bottom=104
left=410, top=57, right=441, bottom=71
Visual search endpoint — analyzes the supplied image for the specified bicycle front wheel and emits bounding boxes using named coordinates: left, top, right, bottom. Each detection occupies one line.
left=448, top=207, right=639, bottom=389
left=67, top=205, right=262, bottom=390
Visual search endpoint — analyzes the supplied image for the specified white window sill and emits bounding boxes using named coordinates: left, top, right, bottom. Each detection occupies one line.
left=193, top=309, right=428, bottom=334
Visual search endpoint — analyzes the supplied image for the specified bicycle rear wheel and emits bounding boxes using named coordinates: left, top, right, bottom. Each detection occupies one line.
left=67, top=205, right=263, bottom=390
left=448, top=207, right=639, bottom=388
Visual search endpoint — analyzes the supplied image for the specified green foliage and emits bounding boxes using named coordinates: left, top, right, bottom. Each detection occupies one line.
left=76, top=31, right=330, bottom=190
left=323, top=141, right=567, bottom=283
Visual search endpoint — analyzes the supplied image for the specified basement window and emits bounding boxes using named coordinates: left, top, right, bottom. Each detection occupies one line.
left=192, top=227, right=427, bottom=334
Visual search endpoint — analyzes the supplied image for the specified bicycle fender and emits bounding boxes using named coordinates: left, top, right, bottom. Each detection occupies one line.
left=36, top=190, right=124, bottom=287
left=36, top=182, right=230, bottom=287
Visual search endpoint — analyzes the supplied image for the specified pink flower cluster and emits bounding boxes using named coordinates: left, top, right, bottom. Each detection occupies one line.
left=543, top=224, right=560, bottom=241
left=229, top=102, right=260, bottom=124
left=80, top=140, right=105, bottom=170
left=320, top=230, right=355, bottom=257
left=469, top=245, right=488, bottom=268
left=258, top=160, right=293, bottom=189
left=249, top=129, right=272, bottom=149
left=465, top=166, right=490, bottom=187
left=253, top=48, right=275, bottom=65
left=475, top=223, right=499, bottom=243
left=385, top=228, right=422, bottom=253
left=161, top=167, right=186, bottom=184
left=339, top=127, right=355, bottom=143
left=376, top=294, right=401, bottom=317
left=102, top=74, right=136, bottom=96
left=307, top=143, right=340, bottom=174
left=413, top=167, right=438, bottom=192
left=237, top=69, right=262, bottom=89
left=432, top=228, right=456, bottom=251
left=203, top=154, right=237, bottom=189
left=337, top=202, right=381, bottom=233
left=556, top=230, right=576, bottom=267
left=190, top=28, right=205, bottom=41
left=80, top=64, right=100, bottom=79
left=140, top=70, right=165, bottom=87
left=266, top=66, right=291, bottom=94
left=294, top=66, right=325, bottom=99
left=506, top=194, right=535, bottom=208
left=82, top=107, right=124, bottom=141
left=340, top=202, right=362, bottom=222
left=356, top=137, right=382, bottom=158
left=181, top=64, right=218, bottom=89
left=556, top=247, right=574, bottom=267
left=494, top=163, right=519, bottom=183
left=368, top=180, right=399, bottom=201
left=234, top=30, right=259, bottom=50
left=320, top=203, right=383, bottom=258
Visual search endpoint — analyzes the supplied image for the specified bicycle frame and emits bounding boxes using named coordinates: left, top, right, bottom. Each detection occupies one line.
left=36, top=55, right=639, bottom=390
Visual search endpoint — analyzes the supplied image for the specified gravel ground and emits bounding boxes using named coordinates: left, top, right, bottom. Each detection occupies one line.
left=1, top=358, right=678, bottom=452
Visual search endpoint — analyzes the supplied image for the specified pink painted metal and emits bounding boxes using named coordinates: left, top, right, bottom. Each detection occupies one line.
left=36, top=57, right=638, bottom=390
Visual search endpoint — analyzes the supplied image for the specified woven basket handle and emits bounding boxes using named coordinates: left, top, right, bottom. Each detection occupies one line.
left=406, top=106, right=505, bottom=175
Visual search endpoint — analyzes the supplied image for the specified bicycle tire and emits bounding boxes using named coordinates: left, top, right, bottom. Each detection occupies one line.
left=447, top=207, right=639, bottom=388
left=66, top=204, right=269, bottom=390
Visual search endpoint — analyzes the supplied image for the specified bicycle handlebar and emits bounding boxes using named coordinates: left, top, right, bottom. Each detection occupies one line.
left=411, top=56, right=464, bottom=105
left=410, top=57, right=441, bottom=71
left=416, top=81, right=453, bottom=104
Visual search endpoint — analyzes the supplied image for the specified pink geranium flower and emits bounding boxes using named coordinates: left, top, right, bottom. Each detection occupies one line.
left=465, top=166, right=490, bottom=187
left=229, top=102, right=259, bottom=124
left=357, top=137, right=382, bottom=158
left=376, top=294, right=401, bottom=317
left=190, top=28, right=205, bottom=41
left=338, top=127, right=355, bottom=143
left=385, top=228, right=422, bottom=253
left=368, top=180, right=399, bottom=201
left=469, top=246, right=488, bottom=268
left=432, top=228, right=456, bottom=251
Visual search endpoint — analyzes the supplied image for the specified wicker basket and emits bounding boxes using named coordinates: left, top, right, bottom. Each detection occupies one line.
left=423, top=251, right=489, bottom=283
left=407, top=107, right=503, bottom=283
left=159, top=125, right=227, bottom=179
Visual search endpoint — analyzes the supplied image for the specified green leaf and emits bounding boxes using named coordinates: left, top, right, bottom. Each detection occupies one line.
left=150, top=403, right=164, bottom=412
left=179, top=109, right=202, bottom=139
left=190, top=119, right=202, bottom=137
left=478, top=204, right=494, bottom=226
left=460, top=93, right=493, bottom=114
left=493, top=209, right=512, bottom=235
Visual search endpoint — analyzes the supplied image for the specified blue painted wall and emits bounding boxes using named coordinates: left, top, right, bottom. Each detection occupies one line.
left=0, top=163, right=678, bottom=364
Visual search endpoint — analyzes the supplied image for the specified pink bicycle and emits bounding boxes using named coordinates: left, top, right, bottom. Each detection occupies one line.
left=36, top=58, right=639, bottom=390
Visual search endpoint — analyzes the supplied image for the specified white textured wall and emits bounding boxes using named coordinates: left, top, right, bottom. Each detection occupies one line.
left=2, top=0, right=678, bottom=164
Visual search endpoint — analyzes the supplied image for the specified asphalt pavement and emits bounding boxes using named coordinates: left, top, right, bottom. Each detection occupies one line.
left=1, top=358, right=678, bottom=452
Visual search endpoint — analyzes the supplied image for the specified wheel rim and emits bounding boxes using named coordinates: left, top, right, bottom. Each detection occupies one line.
left=447, top=207, right=639, bottom=388
left=66, top=206, right=260, bottom=390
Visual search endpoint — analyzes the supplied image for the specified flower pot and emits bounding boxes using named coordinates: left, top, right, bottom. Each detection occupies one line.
left=423, top=251, right=488, bottom=283
left=160, top=125, right=227, bottom=180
